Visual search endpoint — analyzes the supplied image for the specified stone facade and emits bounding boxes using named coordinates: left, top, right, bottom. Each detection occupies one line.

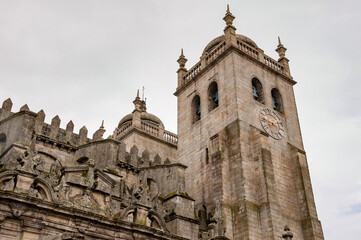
left=0, top=6, right=323, bottom=240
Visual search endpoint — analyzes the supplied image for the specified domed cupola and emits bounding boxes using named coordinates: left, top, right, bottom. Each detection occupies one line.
left=113, top=90, right=165, bottom=140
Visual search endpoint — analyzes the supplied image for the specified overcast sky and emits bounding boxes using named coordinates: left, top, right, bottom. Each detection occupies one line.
left=0, top=1, right=360, bottom=239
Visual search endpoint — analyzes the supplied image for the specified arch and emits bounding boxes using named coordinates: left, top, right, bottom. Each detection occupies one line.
left=191, top=95, right=201, bottom=123
left=31, top=177, right=57, bottom=202
left=121, top=206, right=136, bottom=222
left=148, top=210, right=169, bottom=232
left=208, top=81, right=219, bottom=111
left=0, top=171, right=17, bottom=191
left=0, top=133, right=6, bottom=154
left=252, top=78, right=264, bottom=103
left=271, top=88, right=284, bottom=113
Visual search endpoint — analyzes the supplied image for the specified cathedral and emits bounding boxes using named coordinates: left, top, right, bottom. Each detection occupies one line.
left=0, top=7, right=324, bottom=240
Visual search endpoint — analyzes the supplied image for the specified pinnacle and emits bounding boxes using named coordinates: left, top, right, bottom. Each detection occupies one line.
left=223, top=4, right=235, bottom=26
left=20, top=104, right=29, bottom=111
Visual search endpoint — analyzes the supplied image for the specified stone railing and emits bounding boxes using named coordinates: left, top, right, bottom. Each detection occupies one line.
left=205, top=41, right=226, bottom=65
left=118, top=121, right=132, bottom=135
left=116, top=121, right=178, bottom=146
left=237, top=40, right=259, bottom=60
left=163, top=130, right=178, bottom=145
left=183, top=61, right=202, bottom=84
left=141, top=122, right=159, bottom=137
left=263, top=54, right=284, bottom=73
left=180, top=39, right=287, bottom=88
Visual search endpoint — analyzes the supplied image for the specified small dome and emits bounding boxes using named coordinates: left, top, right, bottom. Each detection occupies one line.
left=202, top=34, right=258, bottom=56
left=118, top=112, right=164, bottom=129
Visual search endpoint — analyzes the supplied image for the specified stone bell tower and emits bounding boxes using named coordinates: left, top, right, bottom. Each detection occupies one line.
left=174, top=6, right=324, bottom=240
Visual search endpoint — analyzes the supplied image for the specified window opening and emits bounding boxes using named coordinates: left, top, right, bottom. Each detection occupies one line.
left=206, top=148, right=209, bottom=164
left=252, top=78, right=264, bottom=103
left=253, top=85, right=258, bottom=100
left=192, top=95, right=201, bottom=123
left=208, top=82, right=219, bottom=111
left=271, top=88, right=283, bottom=113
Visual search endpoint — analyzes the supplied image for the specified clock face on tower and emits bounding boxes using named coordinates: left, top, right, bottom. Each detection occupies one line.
left=259, top=108, right=285, bottom=140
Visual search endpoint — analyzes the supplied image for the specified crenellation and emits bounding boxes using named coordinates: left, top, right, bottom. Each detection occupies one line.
left=79, top=126, right=88, bottom=144
left=0, top=6, right=323, bottom=240
left=1, top=98, right=13, bottom=112
left=51, top=115, right=61, bottom=128
left=19, top=104, right=30, bottom=111
left=36, top=110, right=45, bottom=122
left=154, top=153, right=162, bottom=165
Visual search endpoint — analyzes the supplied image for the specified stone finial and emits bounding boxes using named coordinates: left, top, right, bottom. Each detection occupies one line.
left=2, top=98, right=13, bottom=111
left=66, top=120, right=74, bottom=132
left=275, top=36, right=291, bottom=75
left=275, top=36, right=287, bottom=58
left=92, top=121, right=106, bottom=141
left=223, top=4, right=236, bottom=28
left=20, top=104, right=30, bottom=111
left=282, top=225, right=293, bottom=240
left=79, top=126, right=88, bottom=144
left=51, top=115, right=61, bottom=128
left=36, top=110, right=45, bottom=122
left=133, top=90, right=143, bottom=112
left=177, top=49, right=188, bottom=69
left=177, top=49, right=188, bottom=87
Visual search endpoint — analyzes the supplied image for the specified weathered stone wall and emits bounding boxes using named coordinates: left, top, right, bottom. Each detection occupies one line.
left=0, top=103, right=199, bottom=240
left=122, top=130, right=177, bottom=163
left=176, top=44, right=323, bottom=240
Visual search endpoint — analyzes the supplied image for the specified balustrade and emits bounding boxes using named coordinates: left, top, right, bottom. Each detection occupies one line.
left=180, top=39, right=287, bottom=88
left=141, top=122, right=159, bottom=137
left=237, top=40, right=259, bottom=60
left=183, top=61, right=202, bottom=84
left=163, top=130, right=178, bottom=145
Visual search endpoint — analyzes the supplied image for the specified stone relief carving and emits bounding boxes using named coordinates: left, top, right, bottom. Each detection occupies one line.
left=0, top=175, right=16, bottom=191
left=71, top=188, right=100, bottom=211
left=9, top=202, right=28, bottom=218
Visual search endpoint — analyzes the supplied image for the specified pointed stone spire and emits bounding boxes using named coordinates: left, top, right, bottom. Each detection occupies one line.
left=36, top=110, right=45, bottom=122
left=66, top=120, right=74, bottom=132
left=282, top=226, right=293, bottom=240
left=92, top=120, right=106, bottom=141
left=51, top=115, right=61, bottom=128
left=133, top=89, right=142, bottom=112
left=177, top=49, right=188, bottom=87
left=275, top=36, right=291, bottom=76
left=276, top=36, right=287, bottom=58
left=223, top=5, right=237, bottom=48
left=2, top=98, right=13, bottom=111
left=20, top=104, right=29, bottom=111
left=177, top=48, right=188, bottom=69
left=223, top=4, right=236, bottom=30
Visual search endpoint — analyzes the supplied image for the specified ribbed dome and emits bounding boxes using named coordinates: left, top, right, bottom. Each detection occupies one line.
left=118, top=111, right=164, bottom=129
left=202, top=34, right=258, bottom=56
